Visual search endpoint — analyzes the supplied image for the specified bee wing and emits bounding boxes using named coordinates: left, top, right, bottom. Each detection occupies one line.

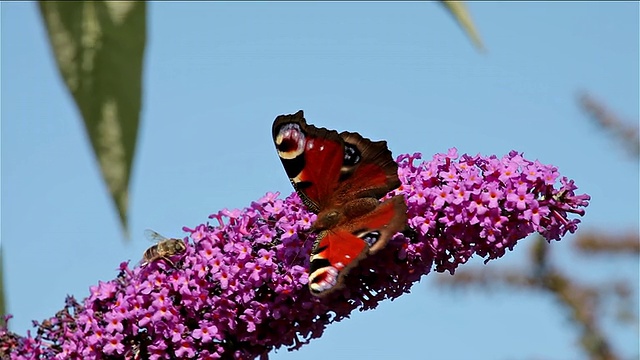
left=144, top=229, right=167, bottom=243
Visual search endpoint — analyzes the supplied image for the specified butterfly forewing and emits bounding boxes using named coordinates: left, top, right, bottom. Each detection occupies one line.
left=273, top=111, right=345, bottom=212
left=338, top=131, right=401, bottom=200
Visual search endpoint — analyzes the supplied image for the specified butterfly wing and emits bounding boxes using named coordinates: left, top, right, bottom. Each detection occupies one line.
left=273, top=111, right=401, bottom=211
left=308, top=196, right=407, bottom=296
left=335, top=131, right=401, bottom=202
left=273, top=111, right=345, bottom=212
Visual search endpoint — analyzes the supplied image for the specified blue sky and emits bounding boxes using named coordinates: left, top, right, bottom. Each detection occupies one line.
left=2, top=2, right=638, bottom=359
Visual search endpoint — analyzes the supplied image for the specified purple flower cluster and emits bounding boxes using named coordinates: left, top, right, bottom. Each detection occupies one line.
left=392, top=149, right=590, bottom=273
left=2, top=149, right=589, bottom=359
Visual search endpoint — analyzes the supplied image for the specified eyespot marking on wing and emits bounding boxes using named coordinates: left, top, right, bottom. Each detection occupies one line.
left=275, top=123, right=306, bottom=160
left=343, top=143, right=361, bottom=167
left=358, top=230, right=381, bottom=247
left=309, top=266, right=339, bottom=295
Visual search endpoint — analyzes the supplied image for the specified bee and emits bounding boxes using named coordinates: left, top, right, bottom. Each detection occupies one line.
left=141, top=229, right=187, bottom=267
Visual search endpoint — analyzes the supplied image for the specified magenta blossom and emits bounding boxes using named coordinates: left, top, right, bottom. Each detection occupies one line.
left=1, top=149, right=589, bottom=359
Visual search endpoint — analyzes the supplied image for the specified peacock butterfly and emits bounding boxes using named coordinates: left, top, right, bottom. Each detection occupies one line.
left=272, top=110, right=407, bottom=297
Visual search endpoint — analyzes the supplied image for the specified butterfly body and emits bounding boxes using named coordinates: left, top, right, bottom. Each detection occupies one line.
left=273, top=111, right=407, bottom=297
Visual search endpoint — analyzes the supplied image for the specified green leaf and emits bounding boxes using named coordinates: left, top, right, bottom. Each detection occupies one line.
left=39, top=1, right=146, bottom=238
left=441, top=1, right=485, bottom=52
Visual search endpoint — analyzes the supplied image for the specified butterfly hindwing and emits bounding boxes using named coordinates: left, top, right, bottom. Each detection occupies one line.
left=308, top=230, right=367, bottom=296
left=308, top=196, right=407, bottom=296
